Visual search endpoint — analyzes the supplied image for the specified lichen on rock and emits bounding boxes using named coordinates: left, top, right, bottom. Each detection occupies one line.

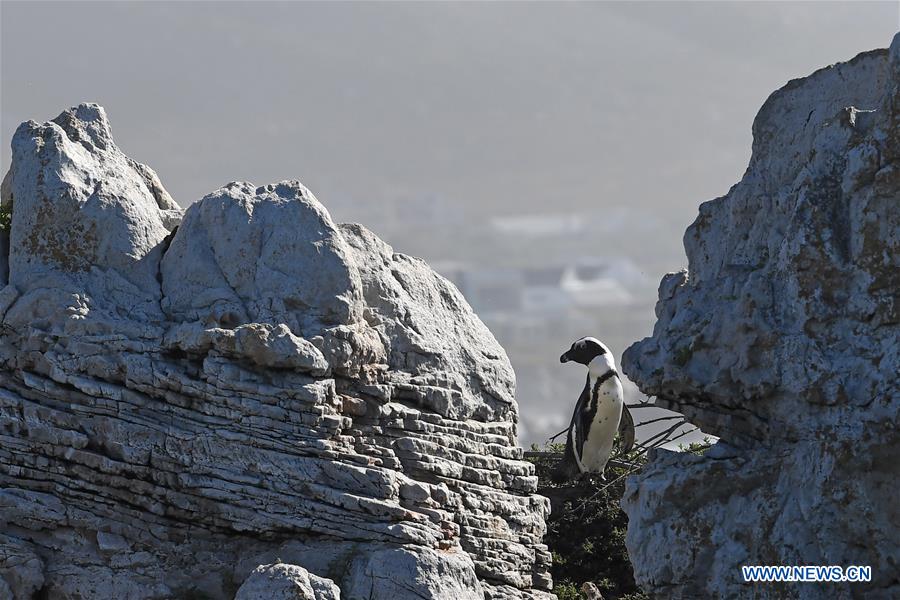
left=621, top=35, right=900, bottom=599
left=0, top=103, right=552, bottom=599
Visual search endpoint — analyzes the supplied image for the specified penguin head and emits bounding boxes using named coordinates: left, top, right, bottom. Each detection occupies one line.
left=560, top=336, right=609, bottom=366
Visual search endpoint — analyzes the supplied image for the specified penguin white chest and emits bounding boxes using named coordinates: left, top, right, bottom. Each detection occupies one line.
left=579, top=356, right=624, bottom=473
left=580, top=378, right=623, bottom=472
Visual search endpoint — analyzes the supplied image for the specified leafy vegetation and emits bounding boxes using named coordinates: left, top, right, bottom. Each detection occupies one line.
left=678, top=437, right=714, bottom=455
left=527, top=443, right=649, bottom=600
left=0, top=200, right=11, bottom=232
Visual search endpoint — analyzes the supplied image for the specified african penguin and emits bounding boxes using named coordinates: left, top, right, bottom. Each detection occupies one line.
left=552, top=336, right=633, bottom=482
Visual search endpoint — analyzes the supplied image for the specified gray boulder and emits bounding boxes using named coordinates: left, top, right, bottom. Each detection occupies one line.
left=0, top=104, right=552, bottom=599
left=342, top=546, right=482, bottom=600
left=339, top=223, right=516, bottom=421
left=3, top=103, right=181, bottom=326
left=160, top=180, right=362, bottom=334
left=235, top=563, right=339, bottom=600
left=621, top=34, right=900, bottom=599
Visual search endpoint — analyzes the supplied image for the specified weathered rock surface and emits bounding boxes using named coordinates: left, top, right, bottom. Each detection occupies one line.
left=0, top=104, right=552, bottom=599
left=234, top=563, right=340, bottom=600
left=621, top=36, right=900, bottom=599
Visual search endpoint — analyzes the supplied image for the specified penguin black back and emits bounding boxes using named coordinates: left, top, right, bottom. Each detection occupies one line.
left=550, top=371, right=592, bottom=484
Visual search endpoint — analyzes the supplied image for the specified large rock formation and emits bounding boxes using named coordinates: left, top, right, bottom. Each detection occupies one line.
left=621, top=36, right=899, bottom=598
left=0, top=104, right=553, bottom=599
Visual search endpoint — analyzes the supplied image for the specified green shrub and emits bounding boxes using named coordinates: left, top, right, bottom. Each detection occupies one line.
left=553, top=580, right=582, bottom=600
left=678, top=437, right=714, bottom=455
left=527, top=444, right=649, bottom=600
left=0, top=201, right=11, bottom=232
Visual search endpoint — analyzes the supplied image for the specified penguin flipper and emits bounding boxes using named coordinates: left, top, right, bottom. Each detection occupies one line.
left=618, top=403, right=635, bottom=455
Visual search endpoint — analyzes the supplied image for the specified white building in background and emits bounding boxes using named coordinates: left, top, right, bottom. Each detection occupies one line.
left=490, top=213, right=586, bottom=237
left=434, top=258, right=639, bottom=318
left=561, top=262, right=637, bottom=308
left=522, top=262, right=634, bottom=313
left=520, top=267, right=570, bottom=314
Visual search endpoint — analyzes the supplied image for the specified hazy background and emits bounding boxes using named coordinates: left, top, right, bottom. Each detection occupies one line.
left=2, top=1, right=897, bottom=446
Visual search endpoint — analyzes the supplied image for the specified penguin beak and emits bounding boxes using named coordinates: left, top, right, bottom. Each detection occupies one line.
left=559, top=352, right=570, bottom=363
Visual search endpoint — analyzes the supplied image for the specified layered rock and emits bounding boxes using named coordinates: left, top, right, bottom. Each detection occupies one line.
left=621, top=36, right=900, bottom=598
left=0, top=104, right=552, bottom=599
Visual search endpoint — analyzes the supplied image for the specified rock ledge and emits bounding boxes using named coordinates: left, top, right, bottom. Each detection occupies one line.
left=621, top=35, right=899, bottom=600
left=0, top=104, right=552, bottom=599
